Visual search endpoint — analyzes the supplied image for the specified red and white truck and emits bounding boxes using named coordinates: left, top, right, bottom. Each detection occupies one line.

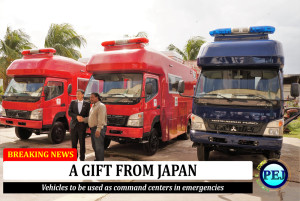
left=84, top=38, right=197, bottom=155
left=0, top=48, right=90, bottom=143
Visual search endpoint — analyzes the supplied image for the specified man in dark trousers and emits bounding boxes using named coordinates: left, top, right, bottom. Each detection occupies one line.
left=81, top=93, right=107, bottom=161
left=68, top=89, right=90, bottom=161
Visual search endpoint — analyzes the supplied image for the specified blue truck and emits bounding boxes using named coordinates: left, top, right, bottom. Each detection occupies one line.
left=178, top=26, right=300, bottom=160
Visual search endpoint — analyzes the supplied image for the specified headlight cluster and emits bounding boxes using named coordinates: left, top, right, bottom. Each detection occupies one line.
left=191, top=114, right=206, bottom=131
left=127, top=112, right=143, bottom=127
left=30, top=108, right=43, bottom=120
left=1, top=108, right=6, bottom=117
left=263, top=119, right=284, bottom=136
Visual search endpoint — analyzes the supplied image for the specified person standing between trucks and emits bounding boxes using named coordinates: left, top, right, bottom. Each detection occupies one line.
left=81, top=92, right=107, bottom=161
left=68, top=89, right=90, bottom=161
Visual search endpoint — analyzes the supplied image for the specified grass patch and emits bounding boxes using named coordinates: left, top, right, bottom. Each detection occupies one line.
left=284, top=117, right=300, bottom=139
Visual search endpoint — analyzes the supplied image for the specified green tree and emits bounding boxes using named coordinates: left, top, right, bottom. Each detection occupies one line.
left=167, top=36, right=206, bottom=61
left=45, top=23, right=86, bottom=60
left=0, top=27, right=35, bottom=91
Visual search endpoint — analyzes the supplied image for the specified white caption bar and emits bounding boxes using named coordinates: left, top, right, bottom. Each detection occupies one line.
left=3, top=161, right=252, bottom=180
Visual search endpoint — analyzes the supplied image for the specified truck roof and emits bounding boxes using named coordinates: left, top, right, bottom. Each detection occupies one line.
left=198, top=26, right=284, bottom=68
left=6, top=53, right=88, bottom=78
left=87, top=46, right=192, bottom=75
left=198, top=39, right=284, bottom=68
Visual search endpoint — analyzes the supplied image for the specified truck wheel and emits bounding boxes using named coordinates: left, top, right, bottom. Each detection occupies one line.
left=178, top=121, right=191, bottom=140
left=48, top=122, right=66, bottom=144
left=15, top=127, right=32, bottom=140
left=143, top=128, right=159, bottom=156
left=197, top=144, right=210, bottom=161
left=104, top=137, right=111, bottom=150
left=267, top=151, right=280, bottom=159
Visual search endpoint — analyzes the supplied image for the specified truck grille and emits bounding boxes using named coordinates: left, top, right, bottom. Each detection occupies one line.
left=206, top=119, right=263, bottom=135
left=5, top=109, right=31, bottom=119
left=107, top=115, right=129, bottom=127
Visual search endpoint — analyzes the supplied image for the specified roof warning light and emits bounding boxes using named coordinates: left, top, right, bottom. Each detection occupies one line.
left=22, top=48, right=56, bottom=55
left=209, top=26, right=275, bottom=36
left=101, top=37, right=149, bottom=47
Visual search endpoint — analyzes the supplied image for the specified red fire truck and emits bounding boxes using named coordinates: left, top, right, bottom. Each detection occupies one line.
left=84, top=38, right=197, bottom=155
left=0, top=48, right=90, bottom=144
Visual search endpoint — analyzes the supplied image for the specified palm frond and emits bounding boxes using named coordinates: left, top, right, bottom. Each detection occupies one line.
left=45, top=23, right=86, bottom=59
left=167, top=44, right=187, bottom=61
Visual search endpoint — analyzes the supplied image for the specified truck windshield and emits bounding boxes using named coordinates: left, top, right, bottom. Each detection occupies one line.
left=4, top=77, right=45, bottom=101
left=196, top=69, right=281, bottom=101
left=85, top=74, right=143, bottom=104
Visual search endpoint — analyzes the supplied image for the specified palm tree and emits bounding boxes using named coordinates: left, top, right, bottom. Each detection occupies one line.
left=0, top=27, right=35, bottom=91
left=167, top=36, right=206, bottom=61
left=45, top=23, right=86, bottom=60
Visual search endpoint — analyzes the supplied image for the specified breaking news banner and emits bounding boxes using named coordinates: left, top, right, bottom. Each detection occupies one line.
left=3, top=148, right=253, bottom=194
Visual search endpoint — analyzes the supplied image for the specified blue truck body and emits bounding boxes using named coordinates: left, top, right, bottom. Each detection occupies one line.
left=190, top=26, right=286, bottom=160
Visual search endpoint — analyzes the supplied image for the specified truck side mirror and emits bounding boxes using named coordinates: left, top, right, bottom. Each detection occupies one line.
left=44, top=86, right=49, bottom=97
left=146, top=83, right=153, bottom=95
left=178, top=80, right=185, bottom=93
left=67, top=84, right=72, bottom=95
left=291, top=83, right=300, bottom=98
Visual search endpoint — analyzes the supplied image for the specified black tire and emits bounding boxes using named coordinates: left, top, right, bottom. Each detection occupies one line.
left=143, top=128, right=159, bottom=156
left=197, top=144, right=210, bottom=161
left=104, top=137, right=111, bottom=150
left=48, top=122, right=66, bottom=144
left=15, top=127, right=32, bottom=140
left=178, top=121, right=191, bottom=140
left=267, top=151, right=280, bottom=159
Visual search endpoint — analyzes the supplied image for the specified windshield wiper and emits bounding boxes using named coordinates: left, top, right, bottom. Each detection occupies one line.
left=234, top=94, right=274, bottom=106
left=200, top=93, right=233, bottom=102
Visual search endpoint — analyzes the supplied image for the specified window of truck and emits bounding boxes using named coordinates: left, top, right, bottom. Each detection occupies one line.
left=4, top=77, right=45, bottom=102
left=196, top=69, right=281, bottom=101
left=168, top=74, right=182, bottom=94
left=146, top=78, right=158, bottom=102
left=46, top=81, right=64, bottom=100
left=85, top=74, right=142, bottom=104
left=77, top=78, right=89, bottom=91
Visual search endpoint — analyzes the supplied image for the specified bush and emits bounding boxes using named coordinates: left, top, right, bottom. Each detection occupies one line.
left=0, top=85, right=3, bottom=102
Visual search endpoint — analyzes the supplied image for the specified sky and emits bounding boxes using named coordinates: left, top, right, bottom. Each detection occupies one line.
left=0, top=0, right=300, bottom=74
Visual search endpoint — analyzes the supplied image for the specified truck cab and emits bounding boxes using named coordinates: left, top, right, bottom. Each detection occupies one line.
left=179, top=26, right=300, bottom=160
left=84, top=38, right=197, bottom=155
left=0, top=48, right=90, bottom=143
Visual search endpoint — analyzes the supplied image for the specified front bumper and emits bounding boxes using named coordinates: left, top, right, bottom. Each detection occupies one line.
left=0, top=117, right=42, bottom=129
left=106, top=126, right=144, bottom=138
left=190, top=130, right=282, bottom=151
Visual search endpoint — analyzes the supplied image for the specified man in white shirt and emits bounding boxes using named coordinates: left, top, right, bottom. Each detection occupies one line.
left=68, top=90, right=90, bottom=161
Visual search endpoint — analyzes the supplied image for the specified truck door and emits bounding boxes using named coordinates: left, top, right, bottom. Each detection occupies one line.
left=143, top=75, right=161, bottom=133
left=43, top=78, right=67, bottom=126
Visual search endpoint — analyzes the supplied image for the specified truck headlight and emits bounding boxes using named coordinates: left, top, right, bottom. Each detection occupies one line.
left=1, top=108, right=6, bottom=117
left=263, top=119, right=284, bottom=136
left=191, top=114, right=206, bottom=131
left=30, top=108, right=43, bottom=120
left=127, top=112, right=143, bottom=127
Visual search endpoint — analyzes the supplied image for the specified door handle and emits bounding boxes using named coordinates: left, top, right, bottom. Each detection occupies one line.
left=157, top=105, right=161, bottom=109
left=61, top=103, right=66, bottom=107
